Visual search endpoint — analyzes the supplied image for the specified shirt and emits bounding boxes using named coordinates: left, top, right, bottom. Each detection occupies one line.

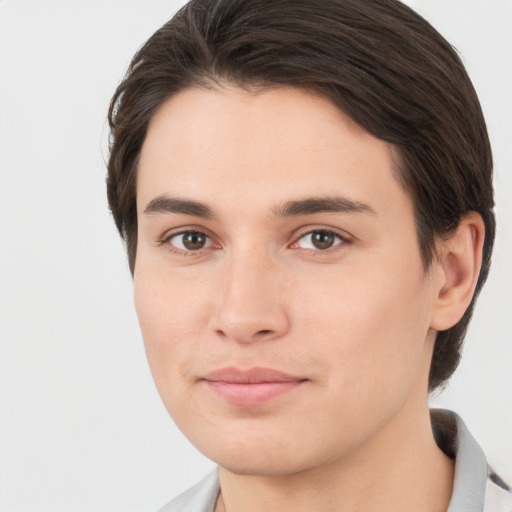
left=157, top=409, right=512, bottom=512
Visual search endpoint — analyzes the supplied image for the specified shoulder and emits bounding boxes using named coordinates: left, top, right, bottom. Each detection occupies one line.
left=156, top=469, right=220, bottom=512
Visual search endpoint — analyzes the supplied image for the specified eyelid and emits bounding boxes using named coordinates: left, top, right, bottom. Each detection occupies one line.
left=158, top=226, right=220, bottom=254
left=156, top=225, right=352, bottom=254
left=159, top=225, right=213, bottom=242
left=289, top=226, right=353, bottom=251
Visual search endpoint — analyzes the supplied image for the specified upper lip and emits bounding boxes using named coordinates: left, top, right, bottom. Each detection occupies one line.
left=203, top=366, right=306, bottom=384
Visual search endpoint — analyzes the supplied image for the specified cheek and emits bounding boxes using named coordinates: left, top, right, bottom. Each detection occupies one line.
left=133, top=268, right=213, bottom=394
left=294, top=260, right=432, bottom=396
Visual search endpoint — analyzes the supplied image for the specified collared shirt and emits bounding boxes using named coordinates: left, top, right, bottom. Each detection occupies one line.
left=158, top=410, right=512, bottom=512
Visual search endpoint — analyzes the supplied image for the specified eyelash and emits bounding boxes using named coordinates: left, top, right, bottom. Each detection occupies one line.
left=159, top=228, right=352, bottom=256
left=159, top=229, right=215, bottom=256
left=291, top=229, right=350, bottom=252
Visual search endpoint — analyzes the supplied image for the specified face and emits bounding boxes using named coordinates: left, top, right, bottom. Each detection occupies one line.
left=134, top=85, right=440, bottom=476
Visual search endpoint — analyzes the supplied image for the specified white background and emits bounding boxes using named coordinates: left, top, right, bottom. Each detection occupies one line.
left=0, top=1, right=510, bottom=510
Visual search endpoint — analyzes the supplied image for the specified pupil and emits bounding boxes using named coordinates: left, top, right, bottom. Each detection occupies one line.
left=312, top=231, right=335, bottom=249
left=183, top=232, right=206, bottom=250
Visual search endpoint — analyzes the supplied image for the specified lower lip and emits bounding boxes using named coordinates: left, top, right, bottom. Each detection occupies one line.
left=205, top=381, right=304, bottom=406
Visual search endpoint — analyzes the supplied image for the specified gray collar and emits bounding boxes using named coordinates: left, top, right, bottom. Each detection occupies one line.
left=432, top=409, right=488, bottom=512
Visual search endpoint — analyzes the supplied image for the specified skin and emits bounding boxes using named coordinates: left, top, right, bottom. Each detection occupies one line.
left=134, top=85, right=484, bottom=511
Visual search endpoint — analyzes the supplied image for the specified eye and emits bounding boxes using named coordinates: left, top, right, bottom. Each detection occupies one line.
left=167, top=230, right=212, bottom=251
left=295, top=230, right=345, bottom=250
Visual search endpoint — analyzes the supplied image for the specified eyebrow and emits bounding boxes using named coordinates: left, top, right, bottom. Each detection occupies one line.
left=143, top=196, right=214, bottom=218
left=272, top=196, right=376, bottom=217
left=142, top=195, right=376, bottom=219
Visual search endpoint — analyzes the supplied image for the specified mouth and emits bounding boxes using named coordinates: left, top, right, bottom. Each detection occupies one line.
left=202, top=367, right=307, bottom=406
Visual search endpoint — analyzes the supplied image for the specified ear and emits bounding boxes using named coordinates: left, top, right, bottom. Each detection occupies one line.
left=430, top=211, right=485, bottom=331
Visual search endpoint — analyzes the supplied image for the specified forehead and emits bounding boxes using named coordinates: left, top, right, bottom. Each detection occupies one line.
left=137, top=85, right=409, bottom=219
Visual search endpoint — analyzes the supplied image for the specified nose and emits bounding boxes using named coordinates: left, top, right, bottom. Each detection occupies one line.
left=210, top=249, right=290, bottom=344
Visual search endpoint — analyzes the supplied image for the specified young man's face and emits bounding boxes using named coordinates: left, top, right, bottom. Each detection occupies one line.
left=134, top=86, right=441, bottom=476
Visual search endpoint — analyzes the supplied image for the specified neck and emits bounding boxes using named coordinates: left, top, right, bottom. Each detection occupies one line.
left=217, top=403, right=454, bottom=512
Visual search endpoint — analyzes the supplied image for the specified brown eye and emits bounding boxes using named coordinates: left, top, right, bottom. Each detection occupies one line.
left=297, top=230, right=343, bottom=250
left=169, top=231, right=211, bottom=251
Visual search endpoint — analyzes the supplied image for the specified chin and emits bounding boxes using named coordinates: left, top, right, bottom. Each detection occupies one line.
left=215, top=451, right=311, bottom=478
left=178, top=420, right=298, bottom=475
left=194, top=424, right=339, bottom=478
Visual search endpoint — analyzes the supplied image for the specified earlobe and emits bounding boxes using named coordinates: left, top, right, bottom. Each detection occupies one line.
left=430, top=212, right=485, bottom=331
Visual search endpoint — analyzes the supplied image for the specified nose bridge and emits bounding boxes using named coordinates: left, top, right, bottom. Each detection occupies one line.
left=212, top=244, right=289, bottom=343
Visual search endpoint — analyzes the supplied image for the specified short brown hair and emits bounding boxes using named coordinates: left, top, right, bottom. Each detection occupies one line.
left=107, top=0, right=495, bottom=390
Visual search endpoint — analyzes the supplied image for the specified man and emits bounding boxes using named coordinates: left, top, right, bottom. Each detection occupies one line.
left=106, top=0, right=511, bottom=510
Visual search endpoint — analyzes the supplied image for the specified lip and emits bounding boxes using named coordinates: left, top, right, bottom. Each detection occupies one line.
left=202, top=367, right=307, bottom=406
